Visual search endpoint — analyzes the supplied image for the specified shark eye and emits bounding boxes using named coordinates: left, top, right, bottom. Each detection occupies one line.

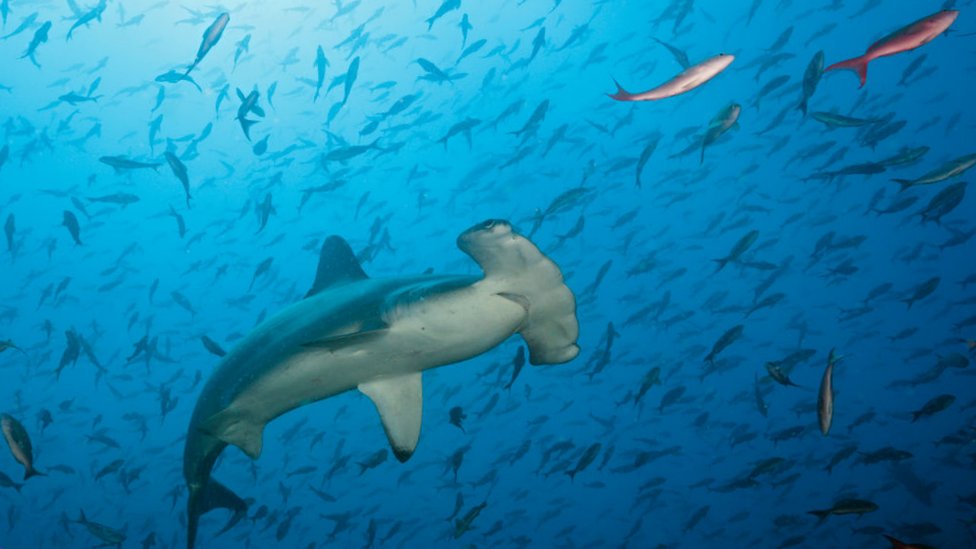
left=482, top=220, right=496, bottom=230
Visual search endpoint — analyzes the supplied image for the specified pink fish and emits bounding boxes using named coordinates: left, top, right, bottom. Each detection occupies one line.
left=825, top=10, right=958, bottom=88
left=609, top=53, right=734, bottom=102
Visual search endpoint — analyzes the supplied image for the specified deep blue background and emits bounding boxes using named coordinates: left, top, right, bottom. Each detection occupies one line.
left=0, top=0, right=974, bottom=547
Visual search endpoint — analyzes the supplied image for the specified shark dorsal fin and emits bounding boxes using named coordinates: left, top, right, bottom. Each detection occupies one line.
left=306, top=236, right=368, bottom=297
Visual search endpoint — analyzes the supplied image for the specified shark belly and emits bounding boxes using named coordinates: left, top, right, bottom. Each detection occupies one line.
left=223, top=281, right=526, bottom=442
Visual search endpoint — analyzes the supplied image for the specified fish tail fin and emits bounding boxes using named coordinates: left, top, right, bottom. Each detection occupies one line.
left=566, top=470, right=576, bottom=482
left=24, top=467, right=45, bottom=480
left=181, top=61, right=199, bottom=80
left=186, top=479, right=247, bottom=549
left=240, top=118, right=257, bottom=141
left=884, top=535, right=909, bottom=549
left=607, top=77, right=630, bottom=101
left=458, top=220, right=579, bottom=365
left=901, top=297, right=914, bottom=310
left=807, top=509, right=831, bottom=522
left=712, top=258, right=728, bottom=273
left=825, top=56, right=868, bottom=88
left=797, top=98, right=807, bottom=115
left=890, top=179, right=912, bottom=192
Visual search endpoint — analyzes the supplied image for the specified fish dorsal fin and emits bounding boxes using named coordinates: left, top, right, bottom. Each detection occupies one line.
left=306, top=236, right=368, bottom=297
left=358, top=372, right=423, bottom=463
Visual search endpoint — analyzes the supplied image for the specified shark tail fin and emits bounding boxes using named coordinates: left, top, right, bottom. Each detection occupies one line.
left=187, top=479, right=247, bottom=549
left=458, top=219, right=579, bottom=365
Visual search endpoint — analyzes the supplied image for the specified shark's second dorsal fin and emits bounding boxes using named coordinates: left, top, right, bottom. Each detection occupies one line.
left=306, top=236, right=368, bottom=297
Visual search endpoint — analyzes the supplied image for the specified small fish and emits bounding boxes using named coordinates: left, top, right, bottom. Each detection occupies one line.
left=88, top=193, right=140, bottom=207
left=235, top=88, right=265, bottom=140
left=1, top=414, right=43, bottom=479
left=155, top=70, right=202, bottom=92
left=892, top=153, right=976, bottom=191
left=4, top=214, right=14, bottom=252
left=448, top=406, right=466, bottom=433
left=61, top=211, right=82, bottom=246
left=652, top=37, right=690, bottom=69
left=902, top=277, right=939, bottom=309
left=918, top=181, right=966, bottom=225
left=609, top=54, right=734, bottom=102
left=183, top=12, right=229, bottom=78
left=357, top=449, right=388, bottom=474
left=811, top=112, right=877, bottom=128
left=713, top=230, right=759, bottom=272
left=249, top=257, right=273, bottom=291
left=808, top=498, right=878, bottom=521
left=504, top=346, right=526, bottom=390
left=0, top=470, right=22, bottom=492
left=200, top=335, right=227, bottom=358
left=164, top=152, right=191, bottom=207
left=566, top=443, right=601, bottom=481
left=256, top=193, right=276, bottom=233
left=313, top=46, right=328, bottom=102
left=818, top=349, right=840, bottom=436
left=20, top=21, right=51, bottom=67
left=825, top=10, right=958, bottom=88
left=75, top=510, right=126, bottom=547
left=66, top=1, right=107, bottom=41
left=797, top=51, right=824, bottom=115
left=701, top=103, right=740, bottom=164
left=765, top=362, right=800, bottom=388
left=425, top=0, right=461, bottom=31
left=252, top=135, right=269, bottom=156
left=910, top=394, right=954, bottom=422
left=99, top=155, right=161, bottom=172
left=704, top=325, right=743, bottom=365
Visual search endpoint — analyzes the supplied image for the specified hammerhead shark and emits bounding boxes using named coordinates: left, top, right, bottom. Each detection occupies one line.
left=183, top=219, right=579, bottom=548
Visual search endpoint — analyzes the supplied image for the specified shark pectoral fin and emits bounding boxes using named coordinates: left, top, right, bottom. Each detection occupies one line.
left=458, top=220, right=580, bottom=365
left=358, top=372, right=423, bottom=463
left=306, top=235, right=370, bottom=297
left=198, top=408, right=264, bottom=460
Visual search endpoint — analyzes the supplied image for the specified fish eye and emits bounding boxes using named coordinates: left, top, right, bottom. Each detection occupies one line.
left=482, top=220, right=496, bottom=230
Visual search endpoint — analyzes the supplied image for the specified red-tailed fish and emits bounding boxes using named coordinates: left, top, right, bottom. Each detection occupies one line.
left=609, top=53, right=734, bottom=102
left=825, top=10, right=958, bottom=88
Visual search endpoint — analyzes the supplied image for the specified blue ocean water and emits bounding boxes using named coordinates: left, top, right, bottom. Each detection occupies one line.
left=0, top=0, right=974, bottom=547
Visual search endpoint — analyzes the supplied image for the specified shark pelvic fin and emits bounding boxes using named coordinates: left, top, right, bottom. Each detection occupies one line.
left=306, top=235, right=369, bottom=297
left=358, top=372, right=423, bottom=462
left=199, top=408, right=264, bottom=459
